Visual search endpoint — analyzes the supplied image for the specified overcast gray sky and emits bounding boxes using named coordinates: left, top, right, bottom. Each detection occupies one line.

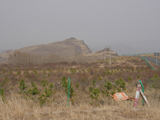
left=0, top=0, right=160, bottom=54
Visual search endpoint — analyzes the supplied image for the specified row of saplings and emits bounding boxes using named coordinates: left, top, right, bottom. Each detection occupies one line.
left=0, top=77, right=126, bottom=106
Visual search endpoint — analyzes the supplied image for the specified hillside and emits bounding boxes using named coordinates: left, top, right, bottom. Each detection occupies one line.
left=0, top=38, right=118, bottom=64
left=66, top=47, right=118, bottom=63
left=16, top=37, right=92, bottom=57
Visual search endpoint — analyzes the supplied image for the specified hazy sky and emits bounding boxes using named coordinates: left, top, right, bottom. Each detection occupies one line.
left=0, top=0, right=160, bottom=54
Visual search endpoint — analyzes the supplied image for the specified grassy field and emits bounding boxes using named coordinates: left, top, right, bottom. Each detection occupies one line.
left=0, top=56, right=160, bottom=120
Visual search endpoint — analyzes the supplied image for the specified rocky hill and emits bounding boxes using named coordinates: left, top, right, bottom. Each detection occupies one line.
left=0, top=38, right=118, bottom=64
left=67, top=47, right=118, bottom=63
left=16, top=37, right=92, bottom=57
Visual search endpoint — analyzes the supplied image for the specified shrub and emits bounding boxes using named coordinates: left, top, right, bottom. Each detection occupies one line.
left=89, top=79, right=100, bottom=105
left=90, top=88, right=100, bottom=100
left=42, top=69, right=47, bottom=75
left=8, top=69, right=13, bottom=74
left=0, top=83, right=4, bottom=101
left=128, top=76, right=132, bottom=81
left=70, top=68, right=76, bottom=74
left=17, top=71, right=21, bottom=75
left=33, top=69, right=37, bottom=74
left=38, top=83, right=56, bottom=106
left=102, top=81, right=112, bottom=97
left=4, top=76, right=8, bottom=83
left=76, top=83, right=79, bottom=88
left=48, top=73, right=51, bottom=77
left=115, top=77, right=126, bottom=91
left=19, top=79, right=27, bottom=90
left=97, top=74, right=102, bottom=80
left=28, top=82, right=39, bottom=95
left=2, top=69, right=5, bottom=74
left=41, top=79, right=48, bottom=87
left=24, top=71, right=29, bottom=78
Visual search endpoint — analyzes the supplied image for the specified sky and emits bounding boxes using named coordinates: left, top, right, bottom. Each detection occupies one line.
left=0, top=0, right=160, bottom=55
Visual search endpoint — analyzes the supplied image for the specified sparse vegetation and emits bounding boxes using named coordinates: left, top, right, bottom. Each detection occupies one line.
left=0, top=56, right=159, bottom=119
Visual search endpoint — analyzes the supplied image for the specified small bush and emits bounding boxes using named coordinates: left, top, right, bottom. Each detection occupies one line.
left=19, top=79, right=27, bottom=90
left=28, top=82, right=39, bottom=95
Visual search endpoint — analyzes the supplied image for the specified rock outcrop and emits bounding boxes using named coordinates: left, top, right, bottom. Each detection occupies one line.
left=16, top=37, right=92, bottom=57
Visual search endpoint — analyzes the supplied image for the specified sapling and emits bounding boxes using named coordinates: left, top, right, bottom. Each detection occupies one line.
left=106, top=70, right=111, bottom=75
left=76, top=83, right=79, bottom=89
left=0, top=83, right=4, bottom=101
left=48, top=73, right=51, bottom=77
left=70, top=68, right=76, bottom=74
left=4, top=76, right=8, bottom=83
left=42, top=69, right=47, bottom=75
left=17, top=70, right=21, bottom=75
left=49, top=83, right=54, bottom=88
left=128, top=76, right=132, bottom=81
left=87, top=68, right=91, bottom=72
left=41, top=79, right=48, bottom=87
left=8, top=69, right=13, bottom=74
left=115, top=77, right=126, bottom=91
left=61, top=76, right=76, bottom=104
left=90, top=88, right=100, bottom=100
left=97, top=74, right=102, bottom=80
left=154, top=73, right=159, bottom=78
left=33, top=69, right=38, bottom=75
left=102, top=81, right=112, bottom=97
left=19, top=79, right=27, bottom=90
left=38, top=83, right=56, bottom=106
left=28, top=82, right=39, bottom=95
left=89, top=79, right=100, bottom=105
left=2, top=69, right=5, bottom=74
left=24, top=71, right=29, bottom=78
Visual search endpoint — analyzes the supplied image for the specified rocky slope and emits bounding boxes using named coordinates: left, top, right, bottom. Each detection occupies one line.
left=0, top=38, right=118, bottom=64
left=67, top=47, right=118, bottom=63
left=15, top=37, right=92, bottom=57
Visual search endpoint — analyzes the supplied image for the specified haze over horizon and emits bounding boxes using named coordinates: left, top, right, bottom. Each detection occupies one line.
left=0, top=0, right=160, bottom=55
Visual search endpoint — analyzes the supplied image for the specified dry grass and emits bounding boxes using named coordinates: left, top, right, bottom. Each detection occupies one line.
left=0, top=88, right=160, bottom=120
left=0, top=56, right=159, bottom=119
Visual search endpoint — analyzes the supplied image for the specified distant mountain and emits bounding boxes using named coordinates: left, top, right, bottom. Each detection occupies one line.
left=90, top=42, right=157, bottom=56
left=89, top=43, right=137, bottom=56
left=110, top=43, right=137, bottom=55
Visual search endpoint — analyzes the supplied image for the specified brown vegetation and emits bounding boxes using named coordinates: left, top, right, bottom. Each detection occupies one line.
left=0, top=56, right=159, bottom=119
